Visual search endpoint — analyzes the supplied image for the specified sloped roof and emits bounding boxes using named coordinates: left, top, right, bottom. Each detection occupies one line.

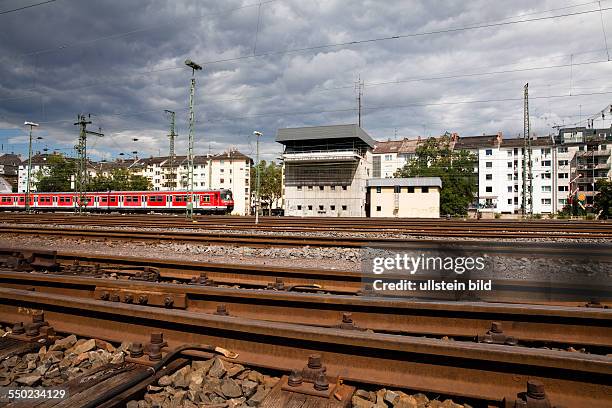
left=0, top=154, right=21, bottom=166
left=453, top=135, right=500, bottom=150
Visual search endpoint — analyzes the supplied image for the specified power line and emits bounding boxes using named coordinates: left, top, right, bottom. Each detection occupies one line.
left=0, top=0, right=57, bottom=16
left=1, top=56, right=609, bottom=105
left=14, top=0, right=279, bottom=57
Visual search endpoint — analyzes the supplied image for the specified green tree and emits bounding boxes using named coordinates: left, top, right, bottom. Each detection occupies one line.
left=34, top=155, right=76, bottom=192
left=594, top=179, right=612, bottom=219
left=250, top=160, right=282, bottom=215
left=394, top=135, right=477, bottom=215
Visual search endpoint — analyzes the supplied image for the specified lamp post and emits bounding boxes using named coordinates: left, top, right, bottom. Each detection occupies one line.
left=253, top=131, right=262, bottom=224
left=24, top=121, right=39, bottom=213
left=185, top=58, right=203, bottom=220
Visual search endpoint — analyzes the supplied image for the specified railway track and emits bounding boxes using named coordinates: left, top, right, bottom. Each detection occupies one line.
left=0, top=249, right=610, bottom=407
left=1, top=287, right=610, bottom=407
left=1, top=213, right=611, bottom=238
left=1, top=223, right=611, bottom=246
left=1, top=246, right=610, bottom=304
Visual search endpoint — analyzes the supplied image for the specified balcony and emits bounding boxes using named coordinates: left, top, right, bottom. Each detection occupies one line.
left=282, top=149, right=362, bottom=163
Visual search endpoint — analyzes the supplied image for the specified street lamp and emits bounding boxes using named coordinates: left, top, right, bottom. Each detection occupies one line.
left=24, top=121, right=39, bottom=213
left=253, top=131, right=262, bottom=224
left=184, top=58, right=203, bottom=220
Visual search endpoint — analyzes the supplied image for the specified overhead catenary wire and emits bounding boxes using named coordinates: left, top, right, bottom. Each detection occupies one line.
left=0, top=0, right=57, bottom=16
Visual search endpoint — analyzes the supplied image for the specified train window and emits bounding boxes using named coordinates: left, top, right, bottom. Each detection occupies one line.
left=202, top=195, right=210, bottom=202
left=101, top=197, right=107, bottom=202
left=19, top=197, right=24, bottom=202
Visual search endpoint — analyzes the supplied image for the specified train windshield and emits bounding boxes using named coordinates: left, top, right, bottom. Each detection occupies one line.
left=224, top=191, right=233, bottom=201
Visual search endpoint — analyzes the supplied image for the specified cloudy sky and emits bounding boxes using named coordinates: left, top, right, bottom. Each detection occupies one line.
left=0, top=0, right=611, bottom=162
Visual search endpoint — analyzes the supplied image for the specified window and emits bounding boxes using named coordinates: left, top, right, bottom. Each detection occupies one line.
left=507, top=186, right=512, bottom=192
left=559, top=198, right=567, bottom=205
left=220, top=169, right=224, bottom=173
left=508, top=199, right=512, bottom=205
left=542, top=185, right=551, bottom=192
left=297, top=205, right=302, bottom=210
left=486, top=162, right=492, bottom=168
left=422, top=187, right=429, bottom=193
left=376, top=186, right=381, bottom=193
left=330, top=186, right=335, bottom=190
left=319, top=186, right=324, bottom=191
left=407, top=187, right=414, bottom=193
left=384, top=154, right=392, bottom=161
left=330, top=205, right=335, bottom=211
left=579, top=146, right=585, bottom=151
left=485, top=186, right=492, bottom=193
left=308, top=186, right=313, bottom=190
left=507, top=174, right=513, bottom=181
left=341, top=205, right=347, bottom=211
left=486, top=174, right=492, bottom=180
left=394, top=186, right=401, bottom=193
left=558, top=147, right=568, bottom=153
left=202, top=195, right=210, bottom=203
left=558, top=186, right=569, bottom=192
left=485, top=149, right=492, bottom=156
left=342, top=186, right=347, bottom=191
left=297, top=186, right=302, bottom=190
left=541, top=173, right=551, bottom=179
left=541, top=198, right=551, bottom=205
left=541, top=148, right=551, bottom=155
left=507, top=162, right=512, bottom=168
left=558, top=173, right=568, bottom=179
left=558, top=160, right=569, bottom=166
left=542, top=160, right=551, bottom=166
left=507, top=150, right=512, bottom=157
left=318, top=205, right=324, bottom=211
left=376, top=206, right=382, bottom=211
left=307, top=205, right=313, bottom=211
left=220, top=178, right=224, bottom=183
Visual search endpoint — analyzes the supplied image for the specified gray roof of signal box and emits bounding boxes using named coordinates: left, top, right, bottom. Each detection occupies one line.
left=276, top=124, right=376, bottom=147
left=367, top=177, right=442, bottom=188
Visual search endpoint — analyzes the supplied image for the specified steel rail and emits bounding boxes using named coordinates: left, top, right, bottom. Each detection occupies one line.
left=1, top=270, right=610, bottom=348
left=2, top=224, right=612, bottom=244
left=0, top=287, right=610, bottom=407
left=1, top=213, right=611, bottom=235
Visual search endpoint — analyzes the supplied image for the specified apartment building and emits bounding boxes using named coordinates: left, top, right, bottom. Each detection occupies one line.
left=372, top=138, right=420, bottom=178
left=0, top=153, right=21, bottom=191
left=17, top=153, right=54, bottom=193
left=277, top=124, right=375, bottom=217
left=556, top=127, right=612, bottom=209
left=132, top=149, right=253, bottom=215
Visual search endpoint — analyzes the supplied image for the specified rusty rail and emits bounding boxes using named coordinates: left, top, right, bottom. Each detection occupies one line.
left=0, top=287, right=610, bottom=407
left=0, top=270, right=610, bottom=348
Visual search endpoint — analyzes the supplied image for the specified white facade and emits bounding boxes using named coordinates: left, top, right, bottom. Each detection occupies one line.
left=131, top=152, right=252, bottom=216
left=278, top=124, right=375, bottom=217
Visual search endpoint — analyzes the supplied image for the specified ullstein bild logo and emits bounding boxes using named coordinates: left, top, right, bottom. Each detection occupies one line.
left=369, top=253, right=492, bottom=293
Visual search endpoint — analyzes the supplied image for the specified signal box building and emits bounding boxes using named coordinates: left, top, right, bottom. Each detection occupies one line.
left=367, top=177, right=441, bottom=218
left=277, top=124, right=375, bottom=217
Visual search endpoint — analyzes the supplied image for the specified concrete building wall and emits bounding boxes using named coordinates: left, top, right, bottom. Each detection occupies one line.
left=284, top=151, right=371, bottom=217
left=369, top=185, right=440, bottom=218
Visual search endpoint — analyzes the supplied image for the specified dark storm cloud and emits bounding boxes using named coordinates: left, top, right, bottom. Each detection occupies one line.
left=0, top=0, right=611, bottom=161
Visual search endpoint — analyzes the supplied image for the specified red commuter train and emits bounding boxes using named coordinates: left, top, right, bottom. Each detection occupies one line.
left=0, top=189, right=234, bottom=214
